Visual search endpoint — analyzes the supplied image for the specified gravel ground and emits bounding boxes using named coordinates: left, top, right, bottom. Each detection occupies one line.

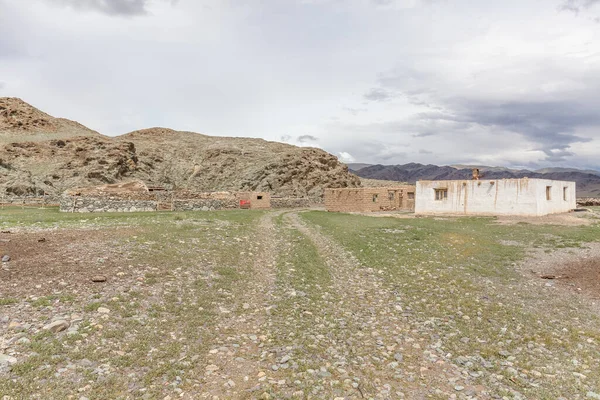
left=1, top=208, right=599, bottom=399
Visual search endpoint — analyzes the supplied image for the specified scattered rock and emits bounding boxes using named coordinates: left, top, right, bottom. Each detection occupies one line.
left=97, top=307, right=110, bottom=314
left=280, top=355, right=291, bottom=364
left=43, top=320, right=70, bottom=333
left=8, top=321, right=24, bottom=331
left=91, top=275, right=107, bottom=283
left=2, top=255, right=10, bottom=262
left=0, top=354, right=17, bottom=368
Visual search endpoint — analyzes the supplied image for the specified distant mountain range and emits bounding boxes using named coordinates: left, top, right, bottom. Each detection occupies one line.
left=349, top=163, right=600, bottom=197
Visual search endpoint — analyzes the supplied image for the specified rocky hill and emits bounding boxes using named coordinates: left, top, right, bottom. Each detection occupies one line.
left=354, top=163, right=600, bottom=197
left=0, top=97, right=102, bottom=143
left=0, top=98, right=360, bottom=198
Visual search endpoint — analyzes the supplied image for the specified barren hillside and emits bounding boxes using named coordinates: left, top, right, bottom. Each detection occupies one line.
left=0, top=98, right=102, bottom=143
left=0, top=98, right=360, bottom=197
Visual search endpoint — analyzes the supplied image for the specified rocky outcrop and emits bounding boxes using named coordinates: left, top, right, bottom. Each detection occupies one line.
left=0, top=100, right=361, bottom=199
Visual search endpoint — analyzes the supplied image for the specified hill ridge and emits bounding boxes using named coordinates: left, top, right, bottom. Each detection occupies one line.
left=0, top=97, right=360, bottom=197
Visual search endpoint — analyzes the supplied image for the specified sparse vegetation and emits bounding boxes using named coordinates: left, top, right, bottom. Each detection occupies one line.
left=1, top=207, right=600, bottom=398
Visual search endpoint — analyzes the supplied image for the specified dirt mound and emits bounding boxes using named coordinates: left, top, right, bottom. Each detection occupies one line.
left=0, top=99, right=360, bottom=198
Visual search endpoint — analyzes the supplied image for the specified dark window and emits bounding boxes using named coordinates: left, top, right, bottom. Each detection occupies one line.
left=435, top=189, right=448, bottom=201
left=407, top=192, right=415, bottom=200
left=257, top=195, right=263, bottom=200
left=388, top=191, right=395, bottom=200
left=563, top=187, right=568, bottom=201
left=546, top=186, right=551, bottom=201
left=372, top=194, right=378, bottom=202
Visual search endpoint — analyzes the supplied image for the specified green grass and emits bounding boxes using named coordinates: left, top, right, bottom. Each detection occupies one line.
left=0, top=208, right=267, bottom=399
left=0, top=298, right=17, bottom=306
left=301, top=211, right=600, bottom=398
left=3, top=207, right=600, bottom=398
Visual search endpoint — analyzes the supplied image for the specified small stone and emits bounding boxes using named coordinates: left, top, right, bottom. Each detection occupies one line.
left=8, top=321, right=24, bottom=331
left=43, top=320, right=70, bottom=333
left=394, top=353, right=403, bottom=362
left=226, top=379, right=235, bottom=388
left=1, top=255, right=10, bottom=262
left=280, top=355, right=291, bottom=364
left=91, top=275, right=107, bottom=283
left=271, top=365, right=279, bottom=371
left=587, top=392, right=600, bottom=399
left=97, top=307, right=110, bottom=314
left=454, top=385, right=465, bottom=391
left=0, top=354, right=17, bottom=367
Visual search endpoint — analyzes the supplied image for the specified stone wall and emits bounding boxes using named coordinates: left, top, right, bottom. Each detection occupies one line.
left=60, top=192, right=316, bottom=213
left=60, top=196, right=157, bottom=213
left=171, top=198, right=239, bottom=211
left=577, top=198, right=600, bottom=207
left=271, top=197, right=312, bottom=209
left=0, top=195, right=60, bottom=206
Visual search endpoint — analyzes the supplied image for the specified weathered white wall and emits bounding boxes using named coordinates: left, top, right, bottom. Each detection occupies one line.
left=535, top=179, right=577, bottom=216
left=414, top=179, right=576, bottom=216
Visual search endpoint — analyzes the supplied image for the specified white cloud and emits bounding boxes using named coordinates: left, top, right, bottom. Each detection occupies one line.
left=1, top=0, right=599, bottom=169
left=338, top=152, right=356, bottom=163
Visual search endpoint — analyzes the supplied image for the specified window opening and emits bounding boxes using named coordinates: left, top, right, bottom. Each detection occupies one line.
left=435, top=189, right=448, bottom=201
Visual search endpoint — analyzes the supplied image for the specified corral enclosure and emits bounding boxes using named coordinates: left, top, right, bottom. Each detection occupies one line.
left=415, top=178, right=576, bottom=216
left=324, top=186, right=415, bottom=212
left=59, top=181, right=290, bottom=212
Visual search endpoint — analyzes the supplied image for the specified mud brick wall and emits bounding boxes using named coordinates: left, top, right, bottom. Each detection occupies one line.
left=237, top=192, right=271, bottom=209
left=325, top=186, right=415, bottom=212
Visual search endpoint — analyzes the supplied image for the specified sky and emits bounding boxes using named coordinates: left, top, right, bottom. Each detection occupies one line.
left=1, top=0, right=599, bottom=170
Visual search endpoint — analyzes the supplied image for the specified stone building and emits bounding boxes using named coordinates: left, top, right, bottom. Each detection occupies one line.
left=324, top=186, right=416, bottom=212
left=415, top=178, right=576, bottom=216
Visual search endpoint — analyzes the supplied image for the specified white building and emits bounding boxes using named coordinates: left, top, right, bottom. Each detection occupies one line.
left=414, top=178, right=576, bottom=216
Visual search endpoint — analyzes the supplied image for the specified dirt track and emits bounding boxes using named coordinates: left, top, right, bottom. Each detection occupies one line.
left=1, top=209, right=600, bottom=399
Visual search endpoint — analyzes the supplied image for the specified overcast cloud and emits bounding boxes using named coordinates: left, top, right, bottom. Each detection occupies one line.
left=0, top=0, right=599, bottom=169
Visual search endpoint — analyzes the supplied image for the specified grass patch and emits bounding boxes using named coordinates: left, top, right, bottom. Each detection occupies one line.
left=0, top=298, right=17, bottom=306
left=300, top=211, right=600, bottom=398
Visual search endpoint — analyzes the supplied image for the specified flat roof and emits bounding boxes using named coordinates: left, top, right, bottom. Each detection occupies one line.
left=417, top=178, right=576, bottom=184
